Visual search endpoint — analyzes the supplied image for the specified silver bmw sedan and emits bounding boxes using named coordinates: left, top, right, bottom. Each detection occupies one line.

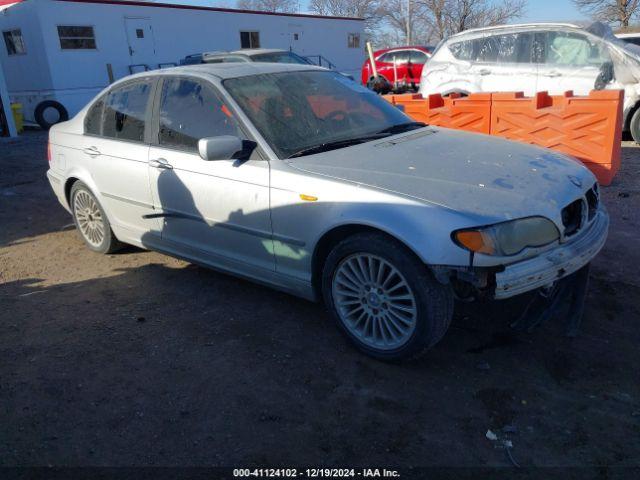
left=46, top=63, right=608, bottom=360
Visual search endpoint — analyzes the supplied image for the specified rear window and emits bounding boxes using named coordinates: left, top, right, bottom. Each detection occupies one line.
left=378, top=50, right=411, bottom=64
left=449, top=39, right=480, bottom=61
left=101, top=80, right=151, bottom=142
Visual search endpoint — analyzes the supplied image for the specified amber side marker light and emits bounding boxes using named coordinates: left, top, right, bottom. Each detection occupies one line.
left=454, top=230, right=495, bottom=255
left=299, top=194, right=318, bottom=202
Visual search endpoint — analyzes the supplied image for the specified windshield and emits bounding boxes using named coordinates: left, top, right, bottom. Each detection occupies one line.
left=252, top=51, right=312, bottom=65
left=224, top=70, right=416, bottom=159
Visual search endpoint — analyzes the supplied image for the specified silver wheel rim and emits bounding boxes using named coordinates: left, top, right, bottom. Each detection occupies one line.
left=332, top=253, right=418, bottom=351
left=73, top=190, right=105, bottom=247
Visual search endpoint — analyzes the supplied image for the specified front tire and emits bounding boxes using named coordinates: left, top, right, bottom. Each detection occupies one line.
left=70, top=182, right=122, bottom=254
left=322, top=233, right=454, bottom=361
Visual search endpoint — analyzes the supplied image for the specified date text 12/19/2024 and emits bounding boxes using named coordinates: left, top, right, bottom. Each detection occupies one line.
left=233, top=469, right=401, bottom=478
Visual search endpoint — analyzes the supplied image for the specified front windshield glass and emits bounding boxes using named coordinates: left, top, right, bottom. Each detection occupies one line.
left=224, top=70, right=415, bottom=159
left=252, top=52, right=312, bottom=64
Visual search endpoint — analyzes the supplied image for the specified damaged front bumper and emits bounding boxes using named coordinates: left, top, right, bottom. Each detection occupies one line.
left=494, top=209, right=609, bottom=299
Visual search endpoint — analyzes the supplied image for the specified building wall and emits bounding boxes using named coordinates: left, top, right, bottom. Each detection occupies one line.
left=0, top=0, right=364, bottom=122
left=0, top=1, right=53, bottom=92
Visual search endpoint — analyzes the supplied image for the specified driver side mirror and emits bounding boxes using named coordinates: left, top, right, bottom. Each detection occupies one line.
left=198, top=136, right=243, bottom=161
left=595, top=61, right=615, bottom=90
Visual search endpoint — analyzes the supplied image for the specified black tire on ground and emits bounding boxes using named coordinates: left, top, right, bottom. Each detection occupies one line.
left=34, top=100, right=69, bottom=130
left=321, top=232, right=454, bottom=361
left=630, top=108, right=640, bottom=144
left=70, top=181, right=122, bottom=254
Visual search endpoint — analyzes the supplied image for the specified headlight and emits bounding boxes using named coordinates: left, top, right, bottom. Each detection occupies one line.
left=453, top=217, right=559, bottom=256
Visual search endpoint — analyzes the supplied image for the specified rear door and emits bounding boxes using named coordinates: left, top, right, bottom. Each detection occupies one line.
left=147, top=76, right=274, bottom=272
left=470, top=32, right=538, bottom=95
left=377, top=50, right=411, bottom=85
left=81, top=78, right=160, bottom=241
left=124, top=17, right=156, bottom=67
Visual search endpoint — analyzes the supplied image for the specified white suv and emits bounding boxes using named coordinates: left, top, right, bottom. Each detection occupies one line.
left=420, top=23, right=640, bottom=141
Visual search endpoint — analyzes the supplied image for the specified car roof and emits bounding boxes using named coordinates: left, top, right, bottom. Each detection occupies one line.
left=448, top=22, right=582, bottom=39
left=228, top=48, right=289, bottom=56
left=126, top=62, right=324, bottom=82
left=374, top=45, right=433, bottom=56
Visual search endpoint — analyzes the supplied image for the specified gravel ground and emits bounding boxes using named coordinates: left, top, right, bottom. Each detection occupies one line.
left=1, top=130, right=639, bottom=470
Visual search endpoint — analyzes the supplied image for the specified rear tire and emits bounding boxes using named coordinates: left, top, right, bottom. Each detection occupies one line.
left=322, top=232, right=454, bottom=361
left=630, top=108, right=640, bottom=144
left=70, top=182, right=122, bottom=254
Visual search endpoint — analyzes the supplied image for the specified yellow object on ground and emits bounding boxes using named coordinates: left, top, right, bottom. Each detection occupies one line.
left=11, top=103, right=23, bottom=133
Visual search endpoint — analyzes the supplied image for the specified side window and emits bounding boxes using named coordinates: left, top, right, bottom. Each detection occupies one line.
left=410, top=50, right=428, bottom=64
left=379, top=50, right=410, bottom=64
left=158, top=77, right=242, bottom=152
left=477, top=36, right=500, bottom=63
left=542, top=31, right=610, bottom=67
left=449, top=39, right=479, bottom=61
left=496, top=33, right=534, bottom=63
left=85, top=96, right=105, bottom=135
left=101, top=80, right=151, bottom=142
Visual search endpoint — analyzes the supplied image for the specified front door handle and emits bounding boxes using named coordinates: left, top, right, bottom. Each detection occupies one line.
left=149, top=158, right=173, bottom=170
left=478, top=68, right=492, bottom=76
left=83, top=146, right=101, bottom=157
left=544, top=71, right=562, bottom=78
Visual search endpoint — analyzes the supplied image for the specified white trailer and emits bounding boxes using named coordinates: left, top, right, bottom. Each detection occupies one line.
left=0, top=0, right=364, bottom=127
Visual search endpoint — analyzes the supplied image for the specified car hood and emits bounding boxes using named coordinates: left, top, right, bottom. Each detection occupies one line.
left=286, top=128, right=595, bottom=222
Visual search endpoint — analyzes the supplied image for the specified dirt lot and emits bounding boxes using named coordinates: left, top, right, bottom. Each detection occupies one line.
left=1, top=131, right=639, bottom=471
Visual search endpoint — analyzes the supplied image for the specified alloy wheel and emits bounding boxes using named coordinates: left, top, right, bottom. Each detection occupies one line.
left=331, top=253, right=418, bottom=350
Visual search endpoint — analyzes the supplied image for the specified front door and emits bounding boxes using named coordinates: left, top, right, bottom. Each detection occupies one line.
left=534, top=31, right=611, bottom=96
left=124, top=17, right=156, bottom=67
left=471, top=32, right=538, bottom=96
left=147, top=76, right=274, bottom=273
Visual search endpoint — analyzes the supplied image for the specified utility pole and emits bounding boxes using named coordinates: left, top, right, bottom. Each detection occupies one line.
left=406, top=0, right=412, bottom=45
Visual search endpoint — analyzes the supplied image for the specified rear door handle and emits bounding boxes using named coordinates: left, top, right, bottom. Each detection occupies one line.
left=478, top=69, right=492, bottom=76
left=148, top=158, right=173, bottom=170
left=83, top=146, right=101, bottom=157
left=544, top=71, right=562, bottom=78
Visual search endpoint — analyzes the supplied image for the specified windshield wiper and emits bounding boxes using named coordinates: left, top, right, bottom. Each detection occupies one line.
left=287, top=135, right=388, bottom=159
left=375, top=121, right=426, bottom=135
left=286, top=122, right=427, bottom=159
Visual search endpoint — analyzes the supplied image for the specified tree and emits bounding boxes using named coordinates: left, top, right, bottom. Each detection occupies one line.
left=420, top=0, right=526, bottom=39
left=308, top=0, right=383, bottom=36
left=236, top=0, right=298, bottom=13
left=572, top=0, right=640, bottom=28
left=379, top=0, right=434, bottom=44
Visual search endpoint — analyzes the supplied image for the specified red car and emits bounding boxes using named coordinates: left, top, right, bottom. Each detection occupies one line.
left=361, top=46, right=434, bottom=91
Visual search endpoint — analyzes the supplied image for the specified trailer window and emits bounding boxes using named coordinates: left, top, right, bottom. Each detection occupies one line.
left=240, top=31, right=260, bottom=49
left=3, top=29, right=26, bottom=55
left=348, top=33, right=360, bottom=49
left=58, top=26, right=96, bottom=50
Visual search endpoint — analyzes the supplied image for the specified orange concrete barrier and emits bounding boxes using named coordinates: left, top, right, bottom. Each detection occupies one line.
left=490, top=90, right=622, bottom=186
left=384, top=92, right=492, bottom=134
left=383, top=90, right=623, bottom=185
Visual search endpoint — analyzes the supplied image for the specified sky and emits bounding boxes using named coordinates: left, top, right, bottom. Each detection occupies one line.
left=178, top=0, right=588, bottom=24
